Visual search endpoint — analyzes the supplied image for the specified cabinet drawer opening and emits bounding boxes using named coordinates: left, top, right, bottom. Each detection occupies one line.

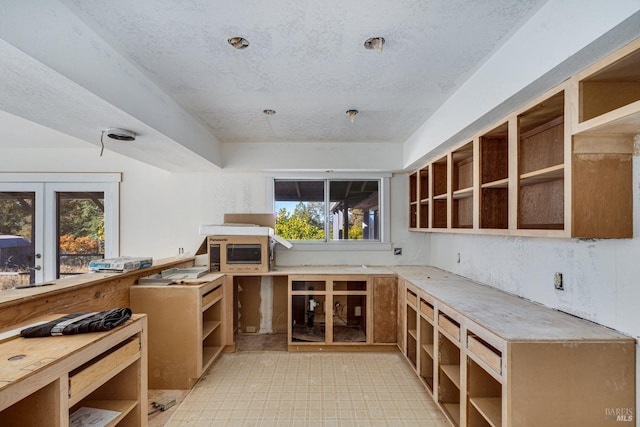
left=406, top=290, right=417, bottom=307
left=420, top=300, right=434, bottom=320
left=68, top=337, right=140, bottom=402
left=438, top=313, right=460, bottom=341
left=467, top=334, right=502, bottom=375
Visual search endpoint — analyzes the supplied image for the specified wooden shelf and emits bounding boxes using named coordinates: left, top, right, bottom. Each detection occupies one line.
left=470, top=397, right=502, bottom=427
left=440, top=364, right=461, bottom=389
left=442, top=403, right=461, bottom=426
left=433, top=193, right=448, bottom=200
left=452, top=187, right=473, bottom=199
left=75, top=399, right=138, bottom=427
left=203, top=320, right=222, bottom=340
left=407, top=329, right=417, bottom=340
left=576, top=101, right=640, bottom=135
left=203, top=346, right=224, bottom=370
left=422, top=344, right=434, bottom=358
left=481, top=178, right=508, bottom=189
left=519, top=164, right=564, bottom=185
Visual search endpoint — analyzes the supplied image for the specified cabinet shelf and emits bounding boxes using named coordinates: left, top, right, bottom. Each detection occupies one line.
left=433, top=193, right=447, bottom=200
left=407, top=329, right=417, bottom=340
left=470, top=397, right=502, bottom=427
left=203, top=346, right=224, bottom=370
left=442, top=403, right=461, bottom=426
left=73, top=400, right=138, bottom=427
left=203, top=320, right=222, bottom=340
left=452, top=187, right=473, bottom=199
left=481, top=178, right=508, bottom=189
left=519, top=164, right=564, bottom=185
left=576, top=100, right=640, bottom=135
left=440, top=364, right=461, bottom=389
left=422, top=344, right=434, bottom=358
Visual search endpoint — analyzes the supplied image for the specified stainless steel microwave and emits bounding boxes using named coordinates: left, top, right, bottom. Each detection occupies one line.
left=207, top=235, right=272, bottom=273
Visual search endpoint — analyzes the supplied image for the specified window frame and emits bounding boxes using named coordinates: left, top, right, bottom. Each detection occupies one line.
left=267, top=173, right=391, bottom=251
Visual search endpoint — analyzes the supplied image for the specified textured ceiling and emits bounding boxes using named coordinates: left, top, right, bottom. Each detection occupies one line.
left=59, top=0, right=547, bottom=145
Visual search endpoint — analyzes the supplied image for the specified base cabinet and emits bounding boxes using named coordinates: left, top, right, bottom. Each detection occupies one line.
left=288, top=274, right=397, bottom=350
left=130, top=274, right=226, bottom=389
left=0, top=315, right=147, bottom=427
left=398, top=267, right=635, bottom=427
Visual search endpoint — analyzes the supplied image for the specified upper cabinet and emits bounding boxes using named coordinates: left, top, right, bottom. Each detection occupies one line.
left=408, top=38, right=638, bottom=239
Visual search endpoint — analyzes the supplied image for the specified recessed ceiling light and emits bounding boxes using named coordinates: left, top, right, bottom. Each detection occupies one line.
left=228, top=37, right=249, bottom=49
left=104, top=128, right=136, bottom=141
left=364, top=37, right=385, bottom=53
left=346, top=109, right=358, bottom=123
left=263, top=109, right=276, bottom=115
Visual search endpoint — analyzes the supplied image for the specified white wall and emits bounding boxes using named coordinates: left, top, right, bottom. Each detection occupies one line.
left=0, top=144, right=428, bottom=266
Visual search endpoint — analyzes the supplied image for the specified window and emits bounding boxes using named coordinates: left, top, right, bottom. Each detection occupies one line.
left=0, top=174, right=119, bottom=288
left=272, top=175, right=390, bottom=248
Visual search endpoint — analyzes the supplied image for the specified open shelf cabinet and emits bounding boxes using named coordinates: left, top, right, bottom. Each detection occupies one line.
left=288, top=274, right=399, bottom=350
left=432, top=156, right=449, bottom=229
left=130, top=274, right=227, bottom=389
left=0, top=315, right=147, bottom=427
left=480, top=122, right=509, bottom=230
left=407, top=38, right=637, bottom=239
left=399, top=267, right=635, bottom=427
left=517, top=90, right=565, bottom=230
left=452, top=141, right=474, bottom=229
left=405, top=289, right=418, bottom=368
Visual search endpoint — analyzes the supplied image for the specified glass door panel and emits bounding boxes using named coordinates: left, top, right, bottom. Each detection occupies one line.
left=56, top=192, right=105, bottom=278
left=0, top=191, right=36, bottom=288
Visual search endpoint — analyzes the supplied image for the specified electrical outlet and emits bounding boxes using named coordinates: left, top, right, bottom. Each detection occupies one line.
left=554, top=272, right=564, bottom=290
left=394, top=248, right=402, bottom=255
left=246, top=326, right=256, bottom=333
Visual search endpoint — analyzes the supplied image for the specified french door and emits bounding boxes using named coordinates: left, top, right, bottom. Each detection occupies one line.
left=0, top=175, right=119, bottom=288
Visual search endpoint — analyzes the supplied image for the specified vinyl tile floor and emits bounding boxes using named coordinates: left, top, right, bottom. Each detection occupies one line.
left=164, top=351, right=450, bottom=426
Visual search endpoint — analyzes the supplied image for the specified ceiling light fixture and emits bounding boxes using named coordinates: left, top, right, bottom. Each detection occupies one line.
left=346, top=109, right=358, bottom=124
left=228, top=37, right=249, bottom=49
left=263, top=109, right=276, bottom=115
left=105, top=128, right=136, bottom=141
left=364, top=37, right=385, bottom=53
left=99, top=128, right=136, bottom=157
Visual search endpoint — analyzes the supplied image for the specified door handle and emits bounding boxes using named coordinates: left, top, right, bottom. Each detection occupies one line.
left=28, top=265, right=42, bottom=271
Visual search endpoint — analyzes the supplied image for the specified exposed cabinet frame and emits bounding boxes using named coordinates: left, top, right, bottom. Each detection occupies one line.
left=408, top=38, right=638, bottom=239
left=398, top=268, right=635, bottom=427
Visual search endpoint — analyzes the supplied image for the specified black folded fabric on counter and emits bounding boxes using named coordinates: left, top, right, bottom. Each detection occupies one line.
left=20, top=307, right=132, bottom=338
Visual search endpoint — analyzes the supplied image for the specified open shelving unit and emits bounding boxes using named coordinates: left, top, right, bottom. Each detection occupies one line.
left=438, top=326, right=462, bottom=426
left=432, top=156, right=449, bottom=229
left=517, top=90, right=565, bottom=230
left=452, top=141, right=474, bottom=229
left=419, top=299, right=435, bottom=391
left=409, top=172, right=418, bottom=229
left=480, top=122, right=509, bottom=230
left=419, top=167, right=430, bottom=228
left=130, top=274, right=227, bottom=389
left=407, top=38, right=638, bottom=239
left=405, top=289, right=418, bottom=368
left=0, top=315, right=147, bottom=427
left=399, top=267, right=635, bottom=427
